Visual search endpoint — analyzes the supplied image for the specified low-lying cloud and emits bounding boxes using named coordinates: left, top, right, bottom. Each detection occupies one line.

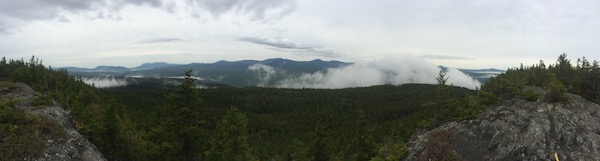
left=81, top=76, right=127, bottom=88
left=249, top=56, right=481, bottom=90
left=248, top=63, right=278, bottom=86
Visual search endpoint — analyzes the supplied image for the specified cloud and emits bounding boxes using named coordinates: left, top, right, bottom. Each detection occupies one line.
left=0, top=0, right=296, bottom=32
left=422, top=54, right=472, bottom=60
left=137, top=38, right=185, bottom=44
left=81, top=76, right=127, bottom=88
left=275, top=55, right=481, bottom=90
left=248, top=63, right=279, bottom=86
left=239, top=37, right=341, bottom=57
left=0, top=0, right=100, bottom=21
left=190, top=0, right=296, bottom=20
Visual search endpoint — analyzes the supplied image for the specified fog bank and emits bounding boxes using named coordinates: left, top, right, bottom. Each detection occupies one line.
left=255, top=56, right=481, bottom=90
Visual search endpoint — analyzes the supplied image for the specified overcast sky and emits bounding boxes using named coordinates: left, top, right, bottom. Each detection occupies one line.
left=1, top=0, right=598, bottom=69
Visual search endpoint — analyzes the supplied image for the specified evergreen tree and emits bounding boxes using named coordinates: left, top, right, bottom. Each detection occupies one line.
left=555, top=53, right=574, bottom=88
left=544, top=73, right=569, bottom=103
left=350, top=109, right=376, bottom=161
left=151, top=69, right=204, bottom=160
left=97, top=98, right=127, bottom=160
left=289, top=139, right=312, bottom=161
left=311, top=123, right=329, bottom=161
left=209, top=107, right=254, bottom=161
left=435, top=70, right=449, bottom=121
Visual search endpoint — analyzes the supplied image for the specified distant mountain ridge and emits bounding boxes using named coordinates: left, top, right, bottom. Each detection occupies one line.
left=61, top=58, right=502, bottom=87
left=133, top=62, right=180, bottom=70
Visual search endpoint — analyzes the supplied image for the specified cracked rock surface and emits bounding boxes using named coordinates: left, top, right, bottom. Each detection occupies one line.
left=405, top=93, right=600, bottom=161
left=1, top=83, right=106, bottom=161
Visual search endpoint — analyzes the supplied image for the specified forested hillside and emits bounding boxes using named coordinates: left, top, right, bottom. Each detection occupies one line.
left=484, top=53, right=600, bottom=104
left=3, top=53, right=598, bottom=160
left=1, top=56, right=489, bottom=160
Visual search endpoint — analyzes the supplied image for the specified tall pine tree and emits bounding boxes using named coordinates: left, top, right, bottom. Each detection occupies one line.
left=209, top=107, right=254, bottom=161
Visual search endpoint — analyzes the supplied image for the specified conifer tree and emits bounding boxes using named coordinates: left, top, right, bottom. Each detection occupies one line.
left=151, top=69, right=204, bottom=160
left=350, top=109, right=375, bottom=161
left=435, top=70, right=449, bottom=121
left=209, top=107, right=254, bottom=161
left=311, top=123, right=329, bottom=161
left=97, top=98, right=127, bottom=160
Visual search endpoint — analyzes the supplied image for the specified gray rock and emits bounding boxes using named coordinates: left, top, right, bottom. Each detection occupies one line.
left=405, top=93, right=600, bottom=161
left=1, top=83, right=106, bottom=161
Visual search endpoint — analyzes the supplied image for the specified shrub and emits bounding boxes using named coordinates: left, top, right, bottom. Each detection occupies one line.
left=476, top=90, right=498, bottom=106
left=544, top=75, right=569, bottom=103
left=417, top=130, right=460, bottom=161
left=0, top=98, right=45, bottom=160
left=31, top=94, right=53, bottom=106
left=34, top=115, right=68, bottom=140
left=520, top=89, right=540, bottom=102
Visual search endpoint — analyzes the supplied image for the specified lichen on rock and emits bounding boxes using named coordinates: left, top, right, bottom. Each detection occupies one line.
left=405, top=93, right=600, bottom=161
left=0, top=82, right=106, bottom=161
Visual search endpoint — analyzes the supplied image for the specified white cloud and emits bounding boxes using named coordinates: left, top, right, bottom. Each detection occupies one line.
left=248, top=63, right=279, bottom=86
left=81, top=77, right=127, bottom=88
left=1, top=0, right=599, bottom=69
left=276, top=56, right=481, bottom=90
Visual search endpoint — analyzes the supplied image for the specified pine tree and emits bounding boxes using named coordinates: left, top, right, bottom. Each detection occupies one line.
left=97, top=98, right=127, bottom=160
left=151, top=69, right=204, bottom=160
left=350, top=109, right=375, bottom=161
left=311, top=123, right=329, bottom=161
left=209, top=107, right=254, bottom=161
left=544, top=73, right=569, bottom=103
left=555, top=53, right=574, bottom=87
left=435, top=70, right=449, bottom=121
left=289, top=139, right=312, bottom=161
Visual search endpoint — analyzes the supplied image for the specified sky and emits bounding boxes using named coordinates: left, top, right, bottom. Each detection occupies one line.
left=1, top=0, right=599, bottom=69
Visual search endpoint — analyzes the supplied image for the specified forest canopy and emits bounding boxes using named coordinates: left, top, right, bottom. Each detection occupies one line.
left=1, top=53, right=599, bottom=160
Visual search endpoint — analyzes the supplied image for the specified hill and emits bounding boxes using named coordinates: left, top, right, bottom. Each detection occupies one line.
left=0, top=82, right=106, bottom=161
left=405, top=89, right=600, bottom=161
left=62, top=58, right=495, bottom=88
left=132, top=62, right=180, bottom=70
left=405, top=53, right=600, bottom=160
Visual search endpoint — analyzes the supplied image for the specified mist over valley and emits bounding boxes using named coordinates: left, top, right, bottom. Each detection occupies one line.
left=67, top=56, right=496, bottom=89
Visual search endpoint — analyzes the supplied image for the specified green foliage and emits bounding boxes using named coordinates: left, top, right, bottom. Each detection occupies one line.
left=0, top=98, right=66, bottom=160
left=31, top=93, right=53, bottom=106
left=435, top=70, right=450, bottom=122
left=209, top=107, right=254, bottom=161
left=350, top=109, right=376, bottom=161
left=479, top=54, right=600, bottom=104
left=418, top=118, right=435, bottom=129
left=310, top=123, right=330, bottom=161
left=3, top=56, right=491, bottom=160
left=0, top=56, right=131, bottom=160
left=149, top=69, right=206, bottom=160
left=519, top=88, right=540, bottom=102
left=544, top=74, right=569, bottom=103
left=371, top=140, right=406, bottom=161
left=109, top=83, right=474, bottom=160
left=288, top=139, right=313, bottom=161
left=476, top=90, right=498, bottom=106
left=34, top=115, right=68, bottom=140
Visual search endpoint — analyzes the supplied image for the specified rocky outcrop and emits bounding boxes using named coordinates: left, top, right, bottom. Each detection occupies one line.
left=405, top=92, right=600, bottom=161
left=0, top=83, right=106, bottom=161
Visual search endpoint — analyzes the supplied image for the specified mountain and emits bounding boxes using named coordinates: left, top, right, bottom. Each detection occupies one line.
left=129, top=58, right=351, bottom=86
left=133, top=62, right=179, bottom=70
left=459, top=68, right=504, bottom=83
left=405, top=88, right=600, bottom=161
left=62, top=58, right=499, bottom=87
left=94, top=65, right=130, bottom=72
